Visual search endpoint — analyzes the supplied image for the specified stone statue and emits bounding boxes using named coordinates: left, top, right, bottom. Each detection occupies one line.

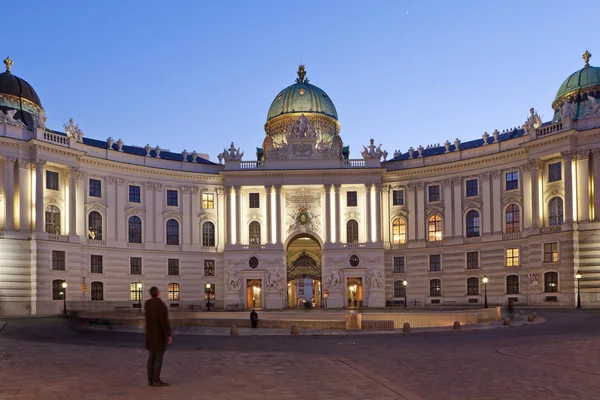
left=227, top=265, right=241, bottom=292
left=267, top=269, right=283, bottom=292
left=218, top=142, right=244, bottom=163
left=325, top=269, right=342, bottom=291
left=523, top=108, right=542, bottom=134
left=361, top=138, right=385, bottom=160
left=63, top=118, right=84, bottom=141
left=581, top=95, right=600, bottom=119
left=367, top=269, right=384, bottom=290
left=1, top=109, right=25, bottom=127
left=33, top=112, right=47, bottom=130
left=560, top=100, right=576, bottom=121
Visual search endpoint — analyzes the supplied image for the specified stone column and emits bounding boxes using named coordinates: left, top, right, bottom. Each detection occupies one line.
left=235, top=186, right=242, bottom=244
left=593, top=149, right=600, bottom=221
left=381, top=185, right=390, bottom=244
left=562, top=152, right=574, bottom=223
left=334, top=184, right=341, bottom=243
left=530, top=160, right=540, bottom=228
left=18, top=160, right=31, bottom=233
left=576, top=151, right=590, bottom=222
left=154, top=183, right=163, bottom=244
left=145, top=182, right=155, bottom=243
left=191, top=187, right=200, bottom=245
left=4, top=158, right=15, bottom=231
left=481, top=172, right=491, bottom=235
left=452, top=177, right=463, bottom=237
left=407, top=183, right=416, bottom=241
left=364, top=183, right=372, bottom=243
left=443, top=179, right=453, bottom=238
left=491, top=170, right=502, bottom=233
left=265, top=185, right=272, bottom=244
left=522, top=162, right=534, bottom=229
left=76, top=171, right=85, bottom=236
left=374, top=184, right=382, bottom=242
left=216, top=188, right=225, bottom=249
left=324, top=184, right=332, bottom=243
left=34, top=159, right=46, bottom=232
left=68, top=168, right=77, bottom=236
left=106, top=177, right=117, bottom=240
left=275, top=185, right=282, bottom=244
left=182, top=186, right=192, bottom=245
left=225, top=186, right=232, bottom=245
left=115, top=178, right=125, bottom=241
left=416, top=182, right=425, bottom=240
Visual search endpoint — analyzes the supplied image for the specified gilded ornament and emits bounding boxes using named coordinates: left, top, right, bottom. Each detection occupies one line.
left=583, top=50, right=592, bottom=67
left=3, top=57, right=13, bottom=72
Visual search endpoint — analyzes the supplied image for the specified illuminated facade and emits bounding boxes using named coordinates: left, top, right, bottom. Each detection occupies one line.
left=1, top=54, right=600, bottom=315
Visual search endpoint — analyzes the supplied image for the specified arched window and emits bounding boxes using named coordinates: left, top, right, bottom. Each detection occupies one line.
left=52, top=279, right=66, bottom=300
left=88, top=211, right=103, bottom=240
left=467, top=277, right=479, bottom=295
left=506, top=275, right=519, bottom=294
left=393, top=280, right=406, bottom=297
left=249, top=221, right=261, bottom=244
left=45, top=205, right=61, bottom=234
left=202, top=221, right=215, bottom=247
left=549, top=197, right=564, bottom=226
left=346, top=219, right=359, bottom=243
left=466, top=210, right=480, bottom=238
left=429, top=279, right=442, bottom=297
left=428, top=214, right=443, bottom=241
left=392, top=218, right=406, bottom=244
left=544, top=272, right=558, bottom=293
left=505, top=204, right=520, bottom=233
left=166, top=219, right=179, bottom=245
left=130, top=282, right=142, bottom=301
left=168, top=283, right=180, bottom=301
left=91, top=281, right=104, bottom=301
left=128, top=216, right=142, bottom=243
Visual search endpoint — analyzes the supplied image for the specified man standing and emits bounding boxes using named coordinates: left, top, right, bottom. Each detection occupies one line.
left=144, top=286, right=172, bottom=387
left=250, top=309, right=258, bottom=329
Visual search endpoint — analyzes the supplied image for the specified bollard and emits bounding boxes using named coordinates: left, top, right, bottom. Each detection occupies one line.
left=453, top=321, right=461, bottom=330
left=290, top=325, right=300, bottom=335
left=403, top=322, right=411, bottom=332
left=230, top=325, right=239, bottom=336
left=527, top=315, right=535, bottom=322
left=503, top=318, right=511, bottom=326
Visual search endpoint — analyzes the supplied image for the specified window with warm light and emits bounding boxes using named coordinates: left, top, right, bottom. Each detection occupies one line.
left=506, top=248, right=519, bottom=267
left=130, top=282, right=142, bottom=301
left=505, top=204, right=520, bottom=233
left=203, top=260, right=215, bottom=276
left=428, top=214, right=443, bottom=241
left=204, top=283, right=215, bottom=301
left=543, top=242, right=559, bottom=263
left=168, top=283, right=180, bottom=301
left=392, top=218, right=406, bottom=244
left=202, top=193, right=214, bottom=209
left=544, top=272, right=558, bottom=293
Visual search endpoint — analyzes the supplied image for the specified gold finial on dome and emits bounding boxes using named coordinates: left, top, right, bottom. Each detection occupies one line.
left=296, top=64, right=308, bottom=83
left=3, top=57, right=13, bottom=73
left=583, top=50, right=592, bottom=68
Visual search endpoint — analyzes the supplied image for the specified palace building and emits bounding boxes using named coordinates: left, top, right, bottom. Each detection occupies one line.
left=1, top=53, right=600, bottom=315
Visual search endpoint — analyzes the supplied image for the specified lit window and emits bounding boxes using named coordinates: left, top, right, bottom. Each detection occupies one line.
left=130, top=282, right=142, bottom=301
left=249, top=221, right=261, bottom=244
left=168, top=283, right=180, bottom=301
left=506, top=248, right=519, bottom=267
left=428, top=214, right=443, bottom=241
left=202, top=193, right=214, bottom=209
left=88, top=211, right=103, bottom=240
left=204, top=260, right=215, bottom=276
left=392, top=218, right=406, bottom=244
left=45, top=205, right=61, bottom=234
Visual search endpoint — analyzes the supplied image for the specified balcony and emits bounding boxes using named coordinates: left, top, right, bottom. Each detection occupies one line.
left=391, top=243, right=407, bottom=250
left=342, top=243, right=366, bottom=248
left=86, top=239, right=106, bottom=246
left=502, top=232, right=522, bottom=240
left=426, top=240, right=443, bottom=248
left=46, top=233, right=69, bottom=242
left=540, top=225, right=561, bottom=234
left=201, top=246, right=218, bottom=252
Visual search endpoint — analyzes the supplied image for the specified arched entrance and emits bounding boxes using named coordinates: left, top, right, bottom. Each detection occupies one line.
left=286, top=234, right=322, bottom=308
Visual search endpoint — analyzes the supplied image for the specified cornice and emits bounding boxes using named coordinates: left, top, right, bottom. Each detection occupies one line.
left=221, top=167, right=387, bottom=179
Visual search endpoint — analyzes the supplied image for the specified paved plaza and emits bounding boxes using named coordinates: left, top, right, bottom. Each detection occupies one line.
left=0, top=310, right=599, bottom=400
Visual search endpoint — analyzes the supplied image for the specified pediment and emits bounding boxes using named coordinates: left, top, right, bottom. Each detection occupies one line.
left=344, top=211, right=361, bottom=219
left=462, top=201, right=483, bottom=212
left=162, top=210, right=182, bottom=220
left=501, top=195, right=523, bottom=207
left=392, top=208, right=409, bottom=218
left=426, top=205, right=445, bottom=216
left=84, top=201, right=107, bottom=213
left=125, top=206, right=145, bottom=215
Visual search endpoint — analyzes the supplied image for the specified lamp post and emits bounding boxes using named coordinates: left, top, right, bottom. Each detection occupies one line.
left=576, top=270, right=582, bottom=309
left=403, top=279, right=408, bottom=309
left=137, top=282, right=143, bottom=309
left=205, top=282, right=212, bottom=311
left=61, top=281, right=68, bottom=315
left=482, top=276, right=488, bottom=309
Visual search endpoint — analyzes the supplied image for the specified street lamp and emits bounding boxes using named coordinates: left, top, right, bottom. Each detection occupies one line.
left=205, top=282, right=212, bottom=311
left=576, top=270, right=582, bottom=309
left=61, top=281, right=68, bottom=315
left=482, top=276, right=489, bottom=309
left=137, top=282, right=143, bottom=309
left=402, top=279, right=408, bottom=309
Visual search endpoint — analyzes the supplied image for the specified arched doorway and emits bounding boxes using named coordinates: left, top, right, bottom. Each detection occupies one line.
left=286, top=234, right=322, bottom=308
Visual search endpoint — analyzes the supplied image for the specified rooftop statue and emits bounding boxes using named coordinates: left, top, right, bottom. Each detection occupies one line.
left=581, top=95, right=600, bottom=119
left=523, top=108, right=542, bottom=134
left=361, top=138, right=385, bottom=160
left=63, top=118, right=84, bottom=142
left=218, top=142, right=244, bottom=163
left=560, top=100, right=576, bottom=121
left=0, top=109, right=26, bottom=128
left=288, top=114, right=317, bottom=138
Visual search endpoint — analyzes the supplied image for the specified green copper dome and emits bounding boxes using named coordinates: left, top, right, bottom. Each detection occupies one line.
left=267, top=65, right=338, bottom=122
left=554, top=66, right=600, bottom=103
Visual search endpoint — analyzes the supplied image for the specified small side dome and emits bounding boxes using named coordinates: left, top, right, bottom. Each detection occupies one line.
left=0, top=57, right=44, bottom=129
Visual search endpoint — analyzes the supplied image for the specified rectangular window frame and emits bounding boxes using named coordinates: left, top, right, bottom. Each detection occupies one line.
left=506, top=276, right=520, bottom=294
left=465, top=179, right=478, bottom=197
left=249, top=193, right=260, bottom=209
left=543, top=242, right=559, bottom=263
left=89, top=178, right=102, bottom=198
left=466, top=251, right=479, bottom=270
left=203, top=260, right=215, bottom=276
left=46, top=170, right=59, bottom=191
left=129, top=185, right=141, bottom=203
left=467, top=278, right=479, bottom=296
left=429, top=254, right=441, bottom=272
left=168, top=258, right=180, bottom=276
left=202, top=193, right=214, bottom=209
left=166, top=189, right=179, bottom=207
left=392, top=189, right=405, bottom=206
left=506, top=247, right=520, bottom=267
left=52, top=250, right=66, bottom=271
left=505, top=171, right=519, bottom=191
left=347, top=191, right=358, bottom=207
left=393, top=256, right=405, bottom=273
left=91, top=255, right=103, bottom=274
left=428, top=185, right=441, bottom=203
left=130, top=257, right=142, bottom=275
left=548, top=162, right=562, bottom=183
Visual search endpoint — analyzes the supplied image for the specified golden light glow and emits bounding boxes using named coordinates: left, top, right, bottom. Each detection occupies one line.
left=31, top=169, right=36, bottom=229
left=572, top=158, right=578, bottom=222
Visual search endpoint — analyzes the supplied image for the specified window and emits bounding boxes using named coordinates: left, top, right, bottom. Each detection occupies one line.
left=168, top=283, right=180, bottom=301
left=91, top=281, right=103, bottom=301
left=428, top=214, right=443, bottom=241
left=505, top=204, right=520, bottom=233
left=166, top=190, right=178, bottom=206
left=466, top=179, right=478, bottom=197
left=204, top=283, right=215, bottom=301
left=88, top=211, right=103, bottom=240
left=347, top=191, right=358, bottom=207
left=429, top=279, right=442, bottom=297
left=506, top=171, right=519, bottom=190
left=52, top=279, right=66, bottom=300
left=394, top=281, right=406, bottom=297
left=52, top=250, right=65, bottom=271
left=506, top=248, right=519, bottom=267
left=202, top=193, right=214, bottom=209
left=129, top=185, right=141, bottom=203
left=45, top=205, right=61, bottom=234
left=204, top=260, right=215, bottom=276
left=392, top=218, right=406, bottom=244
left=346, top=219, right=359, bottom=243
left=46, top=171, right=59, bottom=190
left=166, top=219, right=179, bottom=245
left=130, top=257, right=142, bottom=275
left=89, top=179, right=102, bottom=197
left=392, top=189, right=404, bottom=206
left=130, top=282, right=142, bottom=301
left=549, top=197, right=564, bottom=226
left=393, top=257, right=405, bottom=273
left=168, top=259, right=179, bottom=276
left=548, top=162, right=562, bottom=182
left=543, top=242, right=559, bottom=263
left=249, top=193, right=260, bottom=208
left=128, top=216, right=142, bottom=243
left=249, top=221, right=261, bottom=244
left=91, top=255, right=103, bottom=273
left=544, top=272, right=558, bottom=293
left=202, top=221, right=215, bottom=247
left=429, top=254, right=441, bottom=272
left=466, top=252, right=479, bottom=269
left=506, top=275, right=519, bottom=294
left=428, top=185, right=441, bottom=202
left=467, top=277, right=479, bottom=295
left=466, top=210, right=480, bottom=237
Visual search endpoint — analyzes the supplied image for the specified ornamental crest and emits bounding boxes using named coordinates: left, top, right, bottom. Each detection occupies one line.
left=287, top=204, right=320, bottom=234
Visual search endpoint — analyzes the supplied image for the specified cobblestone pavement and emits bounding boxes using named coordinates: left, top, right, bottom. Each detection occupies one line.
left=1, top=309, right=599, bottom=400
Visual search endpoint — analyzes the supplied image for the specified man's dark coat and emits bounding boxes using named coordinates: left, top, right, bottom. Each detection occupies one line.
left=144, top=297, right=172, bottom=351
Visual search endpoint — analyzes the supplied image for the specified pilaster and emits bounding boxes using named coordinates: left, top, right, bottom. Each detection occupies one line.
left=407, top=183, right=416, bottom=241
left=562, top=152, right=574, bottom=223
left=416, top=182, right=425, bottom=240
left=364, top=183, right=372, bottom=243
left=373, top=183, right=382, bottom=242
left=17, top=160, right=32, bottom=233
left=576, top=151, right=590, bottom=222
left=381, top=185, right=390, bottom=244
left=491, top=170, right=502, bottom=233
left=34, top=159, right=46, bottom=233
left=334, top=184, right=341, bottom=243
left=235, top=186, right=242, bottom=244
left=593, top=149, right=600, bottom=221
left=225, top=186, right=232, bottom=245
left=442, top=179, right=453, bottom=238
left=452, top=177, right=462, bottom=237
left=324, top=184, right=332, bottom=243
left=481, top=172, right=491, bottom=235
left=265, top=185, right=272, bottom=244
left=275, top=185, right=282, bottom=244
left=67, top=167, right=78, bottom=237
